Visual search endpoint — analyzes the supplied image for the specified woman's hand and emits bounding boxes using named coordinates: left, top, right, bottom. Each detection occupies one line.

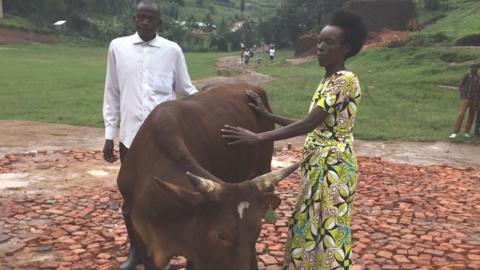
left=221, top=125, right=261, bottom=145
left=246, top=90, right=269, bottom=116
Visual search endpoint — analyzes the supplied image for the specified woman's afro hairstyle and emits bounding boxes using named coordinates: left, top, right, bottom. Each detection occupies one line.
left=328, top=9, right=367, bottom=59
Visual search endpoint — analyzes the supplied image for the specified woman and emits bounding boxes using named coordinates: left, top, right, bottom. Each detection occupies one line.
left=221, top=9, right=367, bottom=269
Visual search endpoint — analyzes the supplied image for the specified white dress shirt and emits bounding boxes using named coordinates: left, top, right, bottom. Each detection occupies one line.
left=103, top=33, right=197, bottom=148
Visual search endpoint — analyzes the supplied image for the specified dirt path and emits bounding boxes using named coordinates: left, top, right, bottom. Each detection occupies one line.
left=1, top=120, right=479, bottom=192
left=193, top=56, right=273, bottom=89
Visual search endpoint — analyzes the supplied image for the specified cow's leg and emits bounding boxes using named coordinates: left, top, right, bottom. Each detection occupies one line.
left=185, top=260, right=195, bottom=270
left=251, top=249, right=259, bottom=270
left=142, top=255, right=172, bottom=270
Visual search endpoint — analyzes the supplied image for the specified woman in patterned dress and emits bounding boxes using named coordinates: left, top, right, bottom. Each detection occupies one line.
left=221, top=9, right=367, bottom=270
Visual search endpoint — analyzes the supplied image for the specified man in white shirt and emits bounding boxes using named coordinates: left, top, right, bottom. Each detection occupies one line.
left=102, top=1, right=197, bottom=269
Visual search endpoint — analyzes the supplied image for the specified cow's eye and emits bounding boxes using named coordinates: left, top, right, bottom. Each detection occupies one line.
left=216, top=232, right=226, bottom=241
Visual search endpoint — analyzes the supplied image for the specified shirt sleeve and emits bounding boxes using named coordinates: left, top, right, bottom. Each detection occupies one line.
left=103, top=42, right=120, bottom=140
left=316, top=73, right=356, bottom=114
left=173, top=47, right=198, bottom=96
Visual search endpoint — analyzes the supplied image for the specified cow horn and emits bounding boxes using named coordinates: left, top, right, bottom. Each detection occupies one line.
left=186, top=172, right=222, bottom=198
left=252, top=162, right=300, bottom=191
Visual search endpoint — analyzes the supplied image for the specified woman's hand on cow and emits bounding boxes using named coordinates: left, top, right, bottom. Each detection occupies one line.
left=221, top=125, right=261, bottom=145
left=246, top=90, right=269, bottom=116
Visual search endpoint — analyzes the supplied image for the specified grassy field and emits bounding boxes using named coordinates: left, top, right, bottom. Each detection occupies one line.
left=1, top=43, right=479, bottom=143
left=0, top=43, right=224, bottom=127
left=416, top=0, right=480, bottom=41
left=254, top=47, right=480, bottom=143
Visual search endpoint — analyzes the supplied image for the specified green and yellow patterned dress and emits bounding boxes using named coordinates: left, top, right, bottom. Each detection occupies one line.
left=284, top=71, right=361, bottom=270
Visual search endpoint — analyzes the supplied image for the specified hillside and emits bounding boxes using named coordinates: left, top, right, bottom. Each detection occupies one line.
left=253, top=0, right=480, bottom=142
left=178, top=0, right=279, bottom=23
left=417, top=0, right=480, bottom=41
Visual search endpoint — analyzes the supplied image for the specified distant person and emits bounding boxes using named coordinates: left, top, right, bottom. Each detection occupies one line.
left=475, top=110, right=480, bottom=136
left=449, top=63, right=480, bottom=138
left=269, top=47, right=275, bottom=61
left=240, top=47, right=245, bottom=64
left=244, top=48, right=251, bottom=65
left=255, top=49, right=262, bottom=64
left=222, top=9, right=367, bottom=269
left=102, top=1, right=197, bottom=269
left=475, top=87, right=480, bottom=136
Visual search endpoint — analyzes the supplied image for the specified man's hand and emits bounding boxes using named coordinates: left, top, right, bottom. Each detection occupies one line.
left=246, top=90, right=269, bottom=116
left=103, top=139, right=118, bottom=163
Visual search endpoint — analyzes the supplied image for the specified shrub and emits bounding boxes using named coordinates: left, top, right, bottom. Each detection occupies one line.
left=388, top=32, right=450, bottom=48
left=455, top=34, right=480, bottom=46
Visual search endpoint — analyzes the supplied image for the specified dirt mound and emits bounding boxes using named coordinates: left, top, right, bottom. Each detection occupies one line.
left=365, top=29, right=408, bottom=48
left=344, top=0, right=418, bottom=32
left=0, top=27, right=57, bottom=44
left=293, top=29, right=408, bottom=57
left=294, top=33, right=317, bottom=57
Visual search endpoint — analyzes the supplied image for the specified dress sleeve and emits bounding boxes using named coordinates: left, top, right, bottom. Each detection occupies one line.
left=315, top=72, right=356, bottom=114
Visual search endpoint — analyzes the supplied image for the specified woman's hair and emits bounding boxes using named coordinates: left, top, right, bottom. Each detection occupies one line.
left=328, top=9, right=367, bottom=59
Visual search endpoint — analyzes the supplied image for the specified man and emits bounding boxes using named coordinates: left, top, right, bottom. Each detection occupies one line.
left=102, top=1, right=197, bottom=269
left=268, top=46, right=275, bottom=61
left=449, top=63, right=479, bottom=138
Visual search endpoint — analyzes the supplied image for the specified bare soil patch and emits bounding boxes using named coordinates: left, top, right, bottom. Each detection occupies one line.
left=0, top=27, right=58, bottom=44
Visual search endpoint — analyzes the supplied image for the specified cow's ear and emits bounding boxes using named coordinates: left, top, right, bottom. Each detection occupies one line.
left=261, top=192, right=281, bottom=210
left=154, top=177, right=205, bottom=207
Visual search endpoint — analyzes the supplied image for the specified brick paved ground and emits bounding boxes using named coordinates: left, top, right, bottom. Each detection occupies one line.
left=1, top=149, right=479, bottom=269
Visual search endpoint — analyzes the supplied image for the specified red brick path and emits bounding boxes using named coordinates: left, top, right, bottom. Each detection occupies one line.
left=1, top=150, right=479, bottom=269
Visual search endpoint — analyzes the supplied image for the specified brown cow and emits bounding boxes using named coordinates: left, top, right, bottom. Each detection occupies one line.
left=117, top=83, right=299, bottom=270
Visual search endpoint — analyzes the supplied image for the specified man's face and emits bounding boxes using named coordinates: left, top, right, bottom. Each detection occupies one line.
left=471, top=67, right=479, bottom=74
left=134, top=5, right=161, bottom=41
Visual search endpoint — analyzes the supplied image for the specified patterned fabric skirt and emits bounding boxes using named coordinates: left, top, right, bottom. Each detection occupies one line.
left=283, top=143, right=359, bottom=270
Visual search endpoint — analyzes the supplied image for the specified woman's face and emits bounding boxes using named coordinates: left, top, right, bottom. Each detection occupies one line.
left=317, top=25, right=350, bottom=67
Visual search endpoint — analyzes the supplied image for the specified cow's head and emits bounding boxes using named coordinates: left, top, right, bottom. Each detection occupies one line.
left=155, top=163, right=299, bottom=270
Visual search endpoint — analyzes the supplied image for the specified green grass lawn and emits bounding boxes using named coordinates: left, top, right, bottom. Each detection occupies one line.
left=254, top=47, right=480, bottom=143
left=1, top=43, right=479, bottom=143
left=0, top=43, right=223, bottom=127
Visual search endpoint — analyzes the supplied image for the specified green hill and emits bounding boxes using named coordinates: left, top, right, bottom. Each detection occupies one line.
left=178, top=0, right=278, bottom=23
left=417, top=0, right=480, bottom=41
left=253, top=0, right=480, bottom=142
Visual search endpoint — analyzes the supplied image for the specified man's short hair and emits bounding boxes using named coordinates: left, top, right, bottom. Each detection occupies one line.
left=137, top=0, right=161, bottom=15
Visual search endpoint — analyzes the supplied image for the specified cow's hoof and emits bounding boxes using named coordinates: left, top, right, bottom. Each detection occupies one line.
left=118, top=252, right=141, bottom=270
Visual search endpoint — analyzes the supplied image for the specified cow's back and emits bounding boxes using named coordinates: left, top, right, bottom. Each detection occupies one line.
left=118, top=83, right=274, bottom=199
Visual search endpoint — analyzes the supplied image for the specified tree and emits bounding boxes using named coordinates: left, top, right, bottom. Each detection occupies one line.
left=0, top=0, right=3, bottom=18
left=240, top=0, right=245, bottom=13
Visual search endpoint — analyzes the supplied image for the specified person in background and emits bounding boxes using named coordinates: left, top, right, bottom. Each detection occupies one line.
left=449, top=63, right=480, bottom=138
left=475, top=109, right=480, bottom=136
left=269, top=46, right=275, bottom=61
left=244, top=48, right=251, bottom=65
left=256, top=49, right=262, bottom=64
left=221, top=9, right=367, bottom=269
left=102, top=1, right=197, bottom=269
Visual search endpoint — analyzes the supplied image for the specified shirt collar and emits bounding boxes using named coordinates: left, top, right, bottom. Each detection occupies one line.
left=132, top=32, right=162, bottom=48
